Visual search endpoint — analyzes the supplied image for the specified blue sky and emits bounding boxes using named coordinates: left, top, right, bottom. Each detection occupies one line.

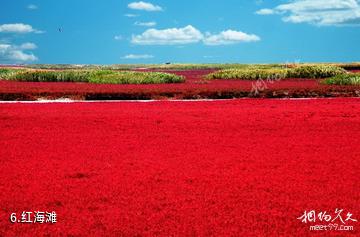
left=0, top=0, right=360, bottom=64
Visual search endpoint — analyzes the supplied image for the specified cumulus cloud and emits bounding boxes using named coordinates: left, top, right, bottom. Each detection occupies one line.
left=128, top=1, right=163, bottom=11
left=124, top=14, right=139, bottom=18
left=255, top=8, right=275, bottom=15
left=0, top=43, right=38, bottom=63
left=131, top=25, right=260, bottom=46
left=19, top=42, right=37, bottom=50
left=7, top=50, right=37, bottom=62
left=27, top=4, right=38, bottom=10
left=122, top=54, right=154, bottom=59
left=134, top=21, right=157, bottom=27
left=114, top=35, right=123, bottom=40
left=256, top=0, right=360, bottom=26
left=0, top=23, right=43, bottom=34
left=131, top=25, right=203, bottom=45
left=204, top=30, right=260, bottom=45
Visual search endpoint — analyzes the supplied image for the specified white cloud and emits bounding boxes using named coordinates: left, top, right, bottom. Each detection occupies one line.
left=0, top=23, right=43, bottom=34
left=0, top=43, right=38, bottom=63
left=131, top=25, right=260, bottom=46
left=204, top=30, right=260, bottom=45
left=27, top=4, right=38, bottom=10
left=122, top=54, right=154, bottom=59
left=19, top=42, right=37, bottom=50
left=203, top=55, right=218, bottom=59
left=131, top=25, right=203, bottom=45
left=124, top=14, right=139, bottom=18
left=134, top=21, right=157, bottom=27
left=0, top=44, right=11, bottom=51
left=255, top=8, right=275, bottom=15
left=128, top=1, right=163, bottom=11
left=8, top=50, right=38, bottom=62
left=114, top=35, right=123, bottom=40
left=256, top=0, right=360, bottom=26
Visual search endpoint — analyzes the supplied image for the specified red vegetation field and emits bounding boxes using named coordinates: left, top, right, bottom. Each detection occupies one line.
left=1, top=70, right=359, bottom=100
left=0, top=99, right=359, bottom=236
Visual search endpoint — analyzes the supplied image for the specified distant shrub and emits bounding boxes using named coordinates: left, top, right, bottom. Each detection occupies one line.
left=287, top=65, right=347, bottom=79
left=2, top=70, right=184, bottom=84
left=323, top=73, right=360, bottom=86
left=0, top=68, right=25, bottom=79
left=336, top=63, right=360, bottom=70
left=9, top=70, right=91, bottom=82
left=88, top=70, right=185, bottom=84
left=206, top=65, right=347, bottom=80
left=24, top=63, right=286, bottom=70
left=206, top=68, right=289, bottom=80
